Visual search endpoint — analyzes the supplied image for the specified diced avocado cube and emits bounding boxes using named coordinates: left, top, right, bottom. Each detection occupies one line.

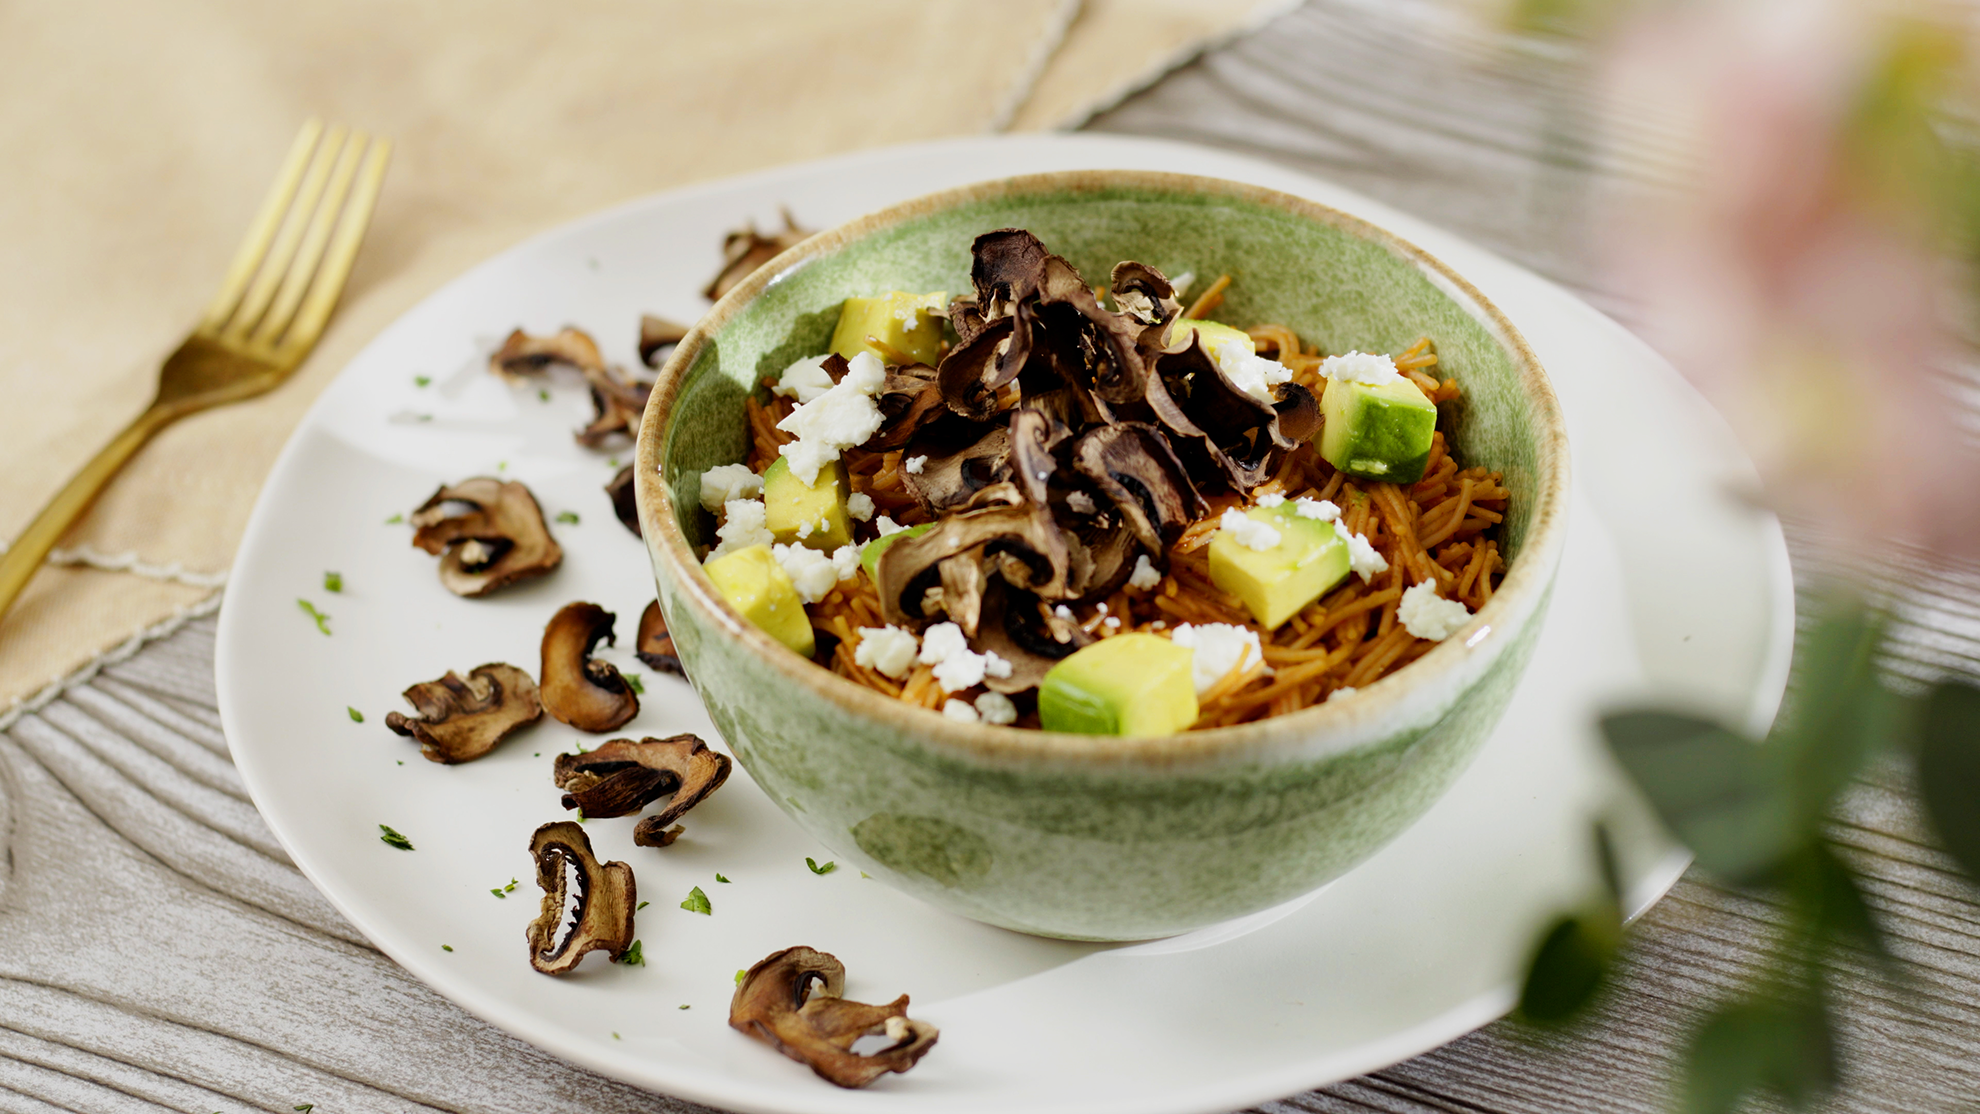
left=763, top=456, right=852, bottom=551
left=1209, top=505, right=1351, bottom=630
left=1038, top=633, right=1198, bottom=737
left=704, top=544, right=815, bottom=657
left=1318, top=377, right=1437, bottom=483
left=859, top=522, right=936, bottom=580
left=829, top=291, right=948, bottom=367
left=1170, top=318, right=1253, bottom=354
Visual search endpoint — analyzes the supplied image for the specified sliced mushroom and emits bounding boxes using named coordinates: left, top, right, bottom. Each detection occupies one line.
left=490, top=326, right=652, bottom=447
left=730, top=946, right=939, bottom=1089
left=873, top=483, right=1073, bottom=626
left=638, top=313, right=692, bottom=368
left=384, top=663, right=542, bottom=763
left=899, top=425, right=1013, bottom=514
left=705, top=210, right=811, bottom=301
left=526, top=821, right=636, bottom=975
left=606, top=464, right=640, bottom=537
left=937, top=548, right=989, bottom=637
left=865, top=364, right=948, bottom=451
left=968, top=228, right=1050, bottom=319
left=410, top=478, right=563, bottom=596
left=1274, top=381, right=1323, bottom=443
left=973, top=584, right=1088, bottom=693
left=1071, top=423, right=1205, bottom=552
left=540, top=602, right=639, bottom=732
left=1109, top=261, right=1181, bottom=326
left=635, top=600, right=684, bottom=677
left=552, top=734, right=733, bottom=846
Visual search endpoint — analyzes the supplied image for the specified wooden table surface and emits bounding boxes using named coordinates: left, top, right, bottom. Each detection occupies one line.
left=5, top=2, right=1979, bottom=1111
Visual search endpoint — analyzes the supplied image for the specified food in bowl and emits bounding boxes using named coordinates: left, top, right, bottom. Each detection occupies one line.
left=689, top=228, right=1507, bottom=736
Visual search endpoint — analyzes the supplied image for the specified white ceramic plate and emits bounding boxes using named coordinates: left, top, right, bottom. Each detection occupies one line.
left=216, top=135, right=1793, bottom=1114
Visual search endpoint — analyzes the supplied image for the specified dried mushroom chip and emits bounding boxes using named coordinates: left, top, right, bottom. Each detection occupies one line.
left=490, top=326, right=652, bottom=447
left=385, top=663, right=542, bottom=763
left=409, top=478, right=563, bottom=596
left=730, top=946, right=939, bottom=1089
left=635, top=600, right=684, bottom=677
left=526, top=821, right=636, bottom=975
left=638, top=313, right=691, bottom=369
left=552, top=733, right=732, bottom=846
left=606, top=464, right=641, bottom=537
left=705, top=210, right=811, bottom=301
left=540, top=602, right=639, bottom=732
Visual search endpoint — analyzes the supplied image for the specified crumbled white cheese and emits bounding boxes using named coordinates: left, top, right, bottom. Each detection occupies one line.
left=1170, top=623, right=1272, bottom=696
left=1294, top=497, right=1340, bottom=521
left=1053, top=604, right=1074, bottom=620
left=1219, top=507, right=1282, bottom=551
left=709, top=498, right=773, bottom=558
left=1066, top=490, right=1097, bottom=515
left=975, top=692, right=1018, bottom=725
left=1096, top=602, right=1108, bottom=615
left=904, top=455, right=927, bottom=475
left=697, top=464, right=763, bottom=511
left=772, top=354, right=837, bottom=404
left=777, top=351, right=887, bottom=484
left=1330, top=686, right=1357, bottom=700
left=1399, top=580, right=1472, bottom=641
left=1256, top=492, right=1286, bottom=508
left=1126, top=554, right=1161, bottom=591
left=853, top=625, right=918, bottom=679
left=771, top=543, right=839, bottom=603
left=846, top=492, right=876, bottom=522
left=830, top=544, right=861, bottom=582
left=1334, top=523, right=1390, bottom=582
left=875, top=515, right=906, bottom=537
left=917, top=622, right=1013, bottom=692
left=1320, top=350, right=1402, bottom=386
left=1205, top=334, right=1294, bottom=403
left=1151, top=620, right=1167, bottom=631
left=1103, top=616, right=1121, bottom=630
left=794, top=519, right=814, bottom=540
left=942, top=699, right=979, bottom=723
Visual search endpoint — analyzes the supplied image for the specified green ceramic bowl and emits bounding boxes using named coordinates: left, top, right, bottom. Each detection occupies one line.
left=635, top=171, right=1568, bottom=941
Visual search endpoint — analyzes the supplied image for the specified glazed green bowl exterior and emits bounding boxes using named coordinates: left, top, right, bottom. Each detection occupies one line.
left=636, top=172, right=1568, bottom=941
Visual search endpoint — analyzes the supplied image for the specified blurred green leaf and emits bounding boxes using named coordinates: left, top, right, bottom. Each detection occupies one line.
left=1774, top=599, right=1897, bottom=825
left=1681, top=988, right=1836, bottom=1114
left=1785, top=841, right=1891, bottom=970
left=1517, top=907, right=1620, bottom=1026
left=1917, top=680, right=1980, bottom=884
left=1603, top=712, right=1795, bottom=885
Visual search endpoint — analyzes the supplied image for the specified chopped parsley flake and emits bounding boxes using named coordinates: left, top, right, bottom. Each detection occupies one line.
left=414, top=375, right=431, bottom=387
left=613, top=1032, right=621, bottom=1040
left=805, top=857, right=835, bottom=876
left=323, top=571, right=343, bottom=593
left=378, top=824, right=413, bottom=851
left=618, top=939, right=646, bottom=966
left=415, top=413, right=433, bottom=422
left=497, top=460, right=507, bottom=471
left=637, top=900, right=649, bottom=910
left=385, top=513, right=404, bottom=524
left=681, top=886, right=712, bottom=915
left=296, top=1106, right=315, bottom=1113
left=624, top=672, right=644, bottom=695
left=441, top=944, right=453, bottom=952
left=715, top=873, right=730, bottom=883
left=491, top=877, right=518, bottom=898
left=297, top=599, right=331, bottom=635
left=538, top=388, right=551, bottom=402
left=555, top=510, right=580, bottom=525
left=608, top=457, right=621, bottom=468
left=735, top=968, right=747, bottom=986
left=347, top=706, right=363, bottom=723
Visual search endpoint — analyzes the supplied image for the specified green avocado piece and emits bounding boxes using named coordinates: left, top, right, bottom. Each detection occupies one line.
left=703, top=544, right=814, bottom=657
left=1208, top=504, right=1352, bottom=630
left=1038, top=633, right=1198, bottom=737
left=1318, top=376, right=1437, bottom=483
left=763, top=456, right=851, bottom=551
left=860, top=522, right=936, bottom=580
left=1169, top=318, right=1253, bottom=354
left=829, top=291, right=948, bottom=366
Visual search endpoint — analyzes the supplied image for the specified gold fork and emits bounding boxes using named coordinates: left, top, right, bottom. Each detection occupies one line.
left=0, top=119, right=391, bottom=624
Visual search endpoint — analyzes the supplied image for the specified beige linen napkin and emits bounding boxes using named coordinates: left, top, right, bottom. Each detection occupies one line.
left=0, top=0, right=1283, bottom=714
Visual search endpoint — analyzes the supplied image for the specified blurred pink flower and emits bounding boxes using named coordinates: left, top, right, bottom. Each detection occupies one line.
left=1597, top=0, right=1980, bottom=561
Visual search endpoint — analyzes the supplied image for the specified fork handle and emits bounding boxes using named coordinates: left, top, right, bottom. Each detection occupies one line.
left=0, top=403, right=175, bottom=625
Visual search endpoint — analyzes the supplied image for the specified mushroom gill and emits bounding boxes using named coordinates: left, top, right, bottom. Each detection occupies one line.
left=384, top=663, right=542, bottom=763
left=551, top=733, right=732, bottom=847
left=540, top=602, right=640, bottom=732
left=730, top=946, right=939, bottom=1089
left=526, top=821, right=636, bottom=975
left=409, top=478, right=563, bottom=597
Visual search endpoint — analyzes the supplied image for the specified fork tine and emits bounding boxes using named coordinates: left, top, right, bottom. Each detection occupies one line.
left=225, top=124, right=348, bottom=340
left=252, top=129, right=369, bottom=346
left=279, top=137, right=392, bottom=358
left=198, top=119, right=324, bottom=334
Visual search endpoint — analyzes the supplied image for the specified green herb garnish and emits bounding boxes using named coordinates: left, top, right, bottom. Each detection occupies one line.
left=491, top=877, right=517, bottom=898
left=347, top=706, right=363, bottom=723
left=619, top=939, right=646, bottom=966
left=538, top=388, right=551, bottom=402
left=624, top=672, right=644, bottom=695
left=297, top=599, right=331, bottom=635
left=414, top=375, right=431, bottom=387
left=296, top=1106, right=315, bottom=1113
left=385, top=512, right=404, bottom=524
left=715, top=873, right=730, bottom=883
left=681, top=886, right=712, bottom=914
left=378, top=824, right=413, bottom=850
left=735, top=968, right=747, bottom=986
left=555, top=510, right=580, bottom=525
left=805, top=857, right=835, bottom=876
left=324, top=571, right=343, bottom=593
left=441, top=944, right=453, bottom=952
left=613, top=1032, right=621, bottom=1040
left=637, top=900, right=649, bottom=910
left=678, top=1004, right=690, bottom=1010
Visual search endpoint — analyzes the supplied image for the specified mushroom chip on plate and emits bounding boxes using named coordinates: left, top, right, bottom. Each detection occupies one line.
left=730, top=946, right=939, bottom=1088
left=408, top=477, right=563, bottom=596
left=540, top=602, right=639, bottom=733
left=525, top=821, right=636, bottom=975
left=551, top=733, right=732, bottom=847
left=489, top=325, right=652, bottom=447
left=384, top=663, right=542, bottom=763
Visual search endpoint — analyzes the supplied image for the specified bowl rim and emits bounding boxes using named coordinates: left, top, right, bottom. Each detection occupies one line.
left=635, top=169, right=1569, bottom=764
